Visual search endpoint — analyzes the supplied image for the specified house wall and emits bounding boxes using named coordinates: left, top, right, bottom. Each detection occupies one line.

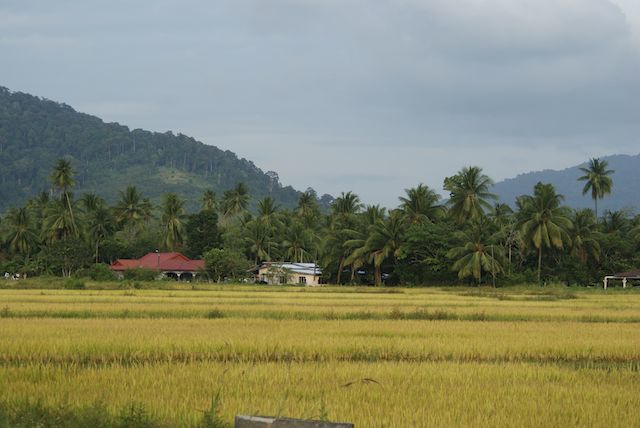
left=257, top=268, right=321, bottom=286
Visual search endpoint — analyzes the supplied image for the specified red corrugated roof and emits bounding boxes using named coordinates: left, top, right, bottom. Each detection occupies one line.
left=110, top=252, right=204, bottom=272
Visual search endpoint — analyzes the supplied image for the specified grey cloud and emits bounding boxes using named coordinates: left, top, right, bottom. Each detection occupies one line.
left=0, top=0, right=639, bottom=206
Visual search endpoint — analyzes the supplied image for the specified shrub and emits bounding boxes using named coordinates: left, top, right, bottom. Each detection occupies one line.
left=206, top=309, right=224, bottom=319
left=63, top=279, right=86, bottom=290
left=123, top=269, right=157, bottom=281
left=87, top=264, right=116, bottom=281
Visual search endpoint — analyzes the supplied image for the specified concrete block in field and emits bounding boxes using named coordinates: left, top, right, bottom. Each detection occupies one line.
left=234, top=415, right=354, bottom=428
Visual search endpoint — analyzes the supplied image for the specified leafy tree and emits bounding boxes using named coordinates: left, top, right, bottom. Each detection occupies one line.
left=41, top=238, right=92, bottom=277
left=518, top=183, right=573, bottom=283
left=185, top=210, right=220, bottom=258
left=578, top=158, right=614, bottom=220
left=444, top=166, right=496, bottom=223
left=204, top=248, right=251, bottom=282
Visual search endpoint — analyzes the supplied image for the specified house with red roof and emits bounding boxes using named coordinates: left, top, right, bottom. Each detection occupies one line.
left=110, top=252, right=205, bottom=281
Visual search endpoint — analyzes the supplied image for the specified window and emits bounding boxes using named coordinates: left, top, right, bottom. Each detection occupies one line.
left=298, top=276, right=307, bottom=285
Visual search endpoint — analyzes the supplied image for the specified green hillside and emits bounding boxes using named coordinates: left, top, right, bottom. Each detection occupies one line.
left=0, top=86, right=316, bottom=212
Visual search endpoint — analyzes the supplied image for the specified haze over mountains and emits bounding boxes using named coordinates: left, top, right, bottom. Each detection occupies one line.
left=0, top=86, right=636, bottom=214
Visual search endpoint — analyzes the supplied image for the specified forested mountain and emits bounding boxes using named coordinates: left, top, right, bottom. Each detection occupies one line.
left=0, top=86, right=328, bottom=212
left=493, top=154, right=640, bottom=213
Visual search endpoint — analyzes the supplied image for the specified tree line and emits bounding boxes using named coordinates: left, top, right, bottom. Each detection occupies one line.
left=1, top=157, right=632, bottom=286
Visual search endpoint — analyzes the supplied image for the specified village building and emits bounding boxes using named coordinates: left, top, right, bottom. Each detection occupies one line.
left=254, top=262, right=323, bottom=286
left=110, top=252, right=205, bottom=281
left=603, top=268, right=640, bottom=289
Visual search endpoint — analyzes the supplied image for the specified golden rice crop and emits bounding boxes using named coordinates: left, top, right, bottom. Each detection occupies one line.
left=0, top=285, right=639, bottom=427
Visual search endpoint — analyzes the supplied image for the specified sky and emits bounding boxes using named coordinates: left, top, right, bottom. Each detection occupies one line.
left=2, top=0, right=640, bottom=207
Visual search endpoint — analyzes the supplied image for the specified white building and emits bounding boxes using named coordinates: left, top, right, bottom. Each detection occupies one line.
left=256, top=262, right=323, bottom=286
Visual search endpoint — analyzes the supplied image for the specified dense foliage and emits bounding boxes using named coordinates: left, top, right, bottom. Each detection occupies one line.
left=0, top=155, right=633, bottom=286
left=0, top=86, right=334, bottom=212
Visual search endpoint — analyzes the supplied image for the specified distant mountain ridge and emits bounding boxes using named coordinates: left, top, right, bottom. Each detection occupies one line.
left=0, top=86, right=330, bottom=212
left=493, top=154, right=640, bottom=213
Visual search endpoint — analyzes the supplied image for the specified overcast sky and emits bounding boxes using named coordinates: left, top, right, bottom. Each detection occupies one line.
left=2, top=0, right=639, bottom=206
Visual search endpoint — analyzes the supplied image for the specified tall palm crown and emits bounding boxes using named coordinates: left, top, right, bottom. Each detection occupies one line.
left=50, top=159, right=79, bottom=237
left=114, top=186, right=147, bottom=232
left=332, top=191, right=363, bottom=218
left=578, top=158, right=614, bottom=220
left=87, top=206, right=115, bottom=262
left=201, top=190, right=217, bottom=212
left=222, top=183, right=250, bottom=218
left=347, top=212, right=406, bottom=286
left=297, top=191, right=318, bottom=217
left=444, top=166, right=496, bottom=223
left=257, top=197, right=280, bottom=227
left=399, top=184, right=444, bottom=225
left=4, top=207, right=38, bottom=256
left=570, top=209, right=601, bottom=264
left=448, top=221, right=504, bottom=284
left=161, top=193, right=186, bottom=250
left=518, top=182, right=572, bottom=282
left=282, top=220, right=313, bottom=263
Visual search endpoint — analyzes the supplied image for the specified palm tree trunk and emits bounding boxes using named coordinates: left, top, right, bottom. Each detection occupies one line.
left=595, top=197, right=598, bottom=222
left=336, top=256, right=344, bottom=284
left=537, top=246, right=542, bottom=284
left=65, top=191, right=78, bottom=237
left=374, top=265, right=382, bottom=286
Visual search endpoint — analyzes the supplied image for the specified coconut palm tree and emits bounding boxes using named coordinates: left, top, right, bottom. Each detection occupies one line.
left=331, top=191, right=363, bottom=219
left=297, top=191, right=319, bottom=217
left=578, top=158, right=614, bottom=220
left=347, top=212, right=406, bottom=286
left=4, top=207, right=38, bottom=257
left=79, top=192, right=105, bottom=213
left=114, top=186, right=147, bottom=233
left=363, top=205, right=387, bottom=226
left=161, top=193, right=186, bottom=250
left=570, top=209, right=601, bottom=264
left=50, top=159, right=79, bottom=237
left=448, top=221, right=504, bottom=284
left=518, top=183, right=573, bottom=283
left=282, top=220, right=313, bottom=263
left=201, top=189, right=217, bottom=212
left=399, top=184, right=444, bottom=225
left=257, top=197, right=280, bottom=228
left=87, top=206, right=115, bottom=262
left=444, top=166, right=496, bottom=224
left=244, top=220, right=276, bottom=264
left=42, top=197, right=78, bottom=243
left=222, top=183, right=250, bottom=219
